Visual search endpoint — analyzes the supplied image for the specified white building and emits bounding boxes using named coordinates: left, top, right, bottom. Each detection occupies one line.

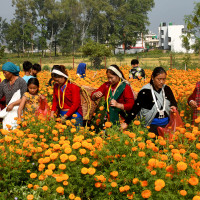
left=158, top=22, right=195, bottom=53
left=145, top=32, right=159, bottom=48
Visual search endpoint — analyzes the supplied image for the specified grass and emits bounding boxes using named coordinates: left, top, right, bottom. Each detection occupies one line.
left=0, top=51, right=200, bottom=71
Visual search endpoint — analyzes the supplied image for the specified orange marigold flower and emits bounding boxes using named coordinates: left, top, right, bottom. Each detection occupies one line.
left=119, top=186, right=125, bottom=193
left=179, top=190, right=187, bottom=196
left=189, top=176, right=199, bottom=186
left=42, top=186, right=48, bottom=191
left=27, top=194, right=34, bottom=200
left=151, top=170, right=157, bottom=175
left=177, top=162, right=187, bottom=171
left=59, top=164, right=66, bottom=170
left=88, top=168, right=96, bottom=175
left=79, top=148, right=86, bottom=155
left=140, top=180, right=148, bottom=187
left=81, top=167, right=88, bottom=174
left=173, top=153, right=182, bottom=161
left=74, top=197, right=81, bottom=200
left=56, top=187, right=64, bottom=194
left=81, top=157, right=90, bottom=164
left=196, top=143, right=200, bottom=150
left=193, top=196, right=200, bottom=200
left=105, top=121, right=112, bottom=128
left=111, top=182, right=117, bottom=187
left=155, top=179, right=165, bottom=188
left=132, top=178, right=139, bottom=184
left=124, top=185, right=130, bottom=191
left=141, top=190, right=151, bottom=198
left=138, top=151, right=146, bottom=157
left=30, top=173, right=37, bottom=179
left=134, top=120, right=140, bottom=125
left=155, top=185, right=162, bottom=191
left=68, top=155, right=77, bottom=162
left=48, top=163, right=56, bottom=170
left=110, top=171, right=118, bottom=177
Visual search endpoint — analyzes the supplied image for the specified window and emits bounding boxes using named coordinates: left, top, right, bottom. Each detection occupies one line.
left=168, top=37, right=171, bottom=42
left=161, top=30, right=164, bottom=35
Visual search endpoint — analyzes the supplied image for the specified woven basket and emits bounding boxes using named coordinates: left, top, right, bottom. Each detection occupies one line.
left=80, top=85, right=100, bottom=120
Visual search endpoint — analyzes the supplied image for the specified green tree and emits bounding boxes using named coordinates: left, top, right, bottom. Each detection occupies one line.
left=184, top=2, right=200, bottom=63
left=81, top=40, right=112, bottom=68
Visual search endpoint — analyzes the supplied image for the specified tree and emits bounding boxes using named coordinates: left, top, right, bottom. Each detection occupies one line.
left=81, top=40, right=112, bottom=68
left=0, top=17, right=9, bottom=45
left=184, top=2, right=200, bottom=63
left=105, top=0, right=155, bottom=53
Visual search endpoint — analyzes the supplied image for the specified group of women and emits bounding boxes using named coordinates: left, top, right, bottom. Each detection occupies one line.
left=1, top=61, right=196, bottom=136
left=50, top=64, right=178, bottom=136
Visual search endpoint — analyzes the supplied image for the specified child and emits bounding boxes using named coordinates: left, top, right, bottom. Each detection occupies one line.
left=32, top=63, right=41, bottom=77
left=129, top=59, right=146, bottom=80
left=18, top=78, right=46, bottom=120
left=22, top=61, right=35, bottom=83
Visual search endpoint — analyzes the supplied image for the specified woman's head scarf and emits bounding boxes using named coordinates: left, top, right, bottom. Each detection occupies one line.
left=2, top=62, right=20, bottom=76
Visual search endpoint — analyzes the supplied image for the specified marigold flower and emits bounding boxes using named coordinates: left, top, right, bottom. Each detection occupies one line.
left=179, top=190, right=187, bottom=196
left=173, top=153, right=182, bottom=161
left=79, top=149, right=86, bottom=155
left=82, top=157, right=90, bottom=164
left=189, top=176, right=199, bottom=186
left=138, top=151, right=146, bottom=157
left=177, top=162, right=187, bottom=171
left=27, top=194, right=34, bottom=200
left=75, top=197, right=81, bottom=200
left=134, top=120, right=140, bottom=125
left=111, top=182, right=117, bottom=187
left=81, top=167, right=88, bottom=174
left=30, top=173, right=37, bottom=179
left=56, top=187, right=64, bottom=194
left=155, top=185, right=162, bottom=191
left=42, top=186, right=48, bottom=191
left=141, top=190, right=151, bottom=198
left=105, top=121, right=112, bottom=128
left=132, top=178, right=139, bottom=184
left=193, top=196, right=200, bottom=200
left=69, top=155, right=77, bottom=162
left=110, top=171, right=118, bottom=177
left=155, top=179, right=165, bottom=188
left=59, top=164, right=66, bottom=170
left=48, top=163, right=56, bottom=170
left=88, top=168, right=96, bottom=175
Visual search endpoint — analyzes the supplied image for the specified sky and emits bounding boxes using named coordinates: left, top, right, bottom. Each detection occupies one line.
left=0, top=0, right=197, bottom=35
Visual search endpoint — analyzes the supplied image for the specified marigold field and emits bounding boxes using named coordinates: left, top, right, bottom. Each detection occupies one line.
left=1, top=66, right=200, bottom=200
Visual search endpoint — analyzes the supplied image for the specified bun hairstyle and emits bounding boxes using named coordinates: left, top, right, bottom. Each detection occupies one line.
left=106, top=64, right=125, bottom=79
left=150, top=67, right=167, bottom=85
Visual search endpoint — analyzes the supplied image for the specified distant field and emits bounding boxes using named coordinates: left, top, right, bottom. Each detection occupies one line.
left=1, top=52, right=199, bottom=70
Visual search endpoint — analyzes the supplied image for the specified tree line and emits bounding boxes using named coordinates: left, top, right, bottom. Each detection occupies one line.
left=0, top=0, right=155, bottom=57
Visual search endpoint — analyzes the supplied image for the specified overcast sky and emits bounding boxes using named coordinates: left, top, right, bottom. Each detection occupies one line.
left=0, top=0, right=197, bottom=35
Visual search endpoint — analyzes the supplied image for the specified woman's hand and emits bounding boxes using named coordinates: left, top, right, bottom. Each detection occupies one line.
left=50, top=111, right=55, bottom=119
left=6, top=103, right=14, bottom=111
left=92, top=91, right=103, bottom=100
left=170, top=106, right=177, bottom=112
left=110, top=99, right=124, bottom=110
left=40, top=94, right=46, bottom=100
left=121, top=122, right=128, bottom=130
left=189, top=100, right=198, bottom=108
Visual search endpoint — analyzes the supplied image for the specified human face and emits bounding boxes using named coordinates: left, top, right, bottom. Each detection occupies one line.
left=152, top=73, right=166, bottom=90
left=31, top=69, right=37, bottom=76
left=107, top=72, right=120, bottom=86
left=52, top=76, right=66, bottom=86
left=3, top=70, right=13, bottom=80
left=28, top=84, right=38, bottom=95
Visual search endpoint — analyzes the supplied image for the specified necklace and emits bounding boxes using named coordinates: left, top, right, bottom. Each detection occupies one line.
left=106, top=80, right=121, bottom=113
left=58, top=82, right=68, bottom=109
left=150, top=85, right=166, bottom=118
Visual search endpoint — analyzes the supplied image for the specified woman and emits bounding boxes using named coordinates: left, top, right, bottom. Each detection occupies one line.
left=50, top=65, right=83, bottom=126
left=121, top=67, right=177, bottom=136
left=0, top=62, right=27, bottom=111
left=91, top=65, right=134, bottom=124
left=187, top=81, right=200, bottom=124
left=77, top=63, right=86, bottom=78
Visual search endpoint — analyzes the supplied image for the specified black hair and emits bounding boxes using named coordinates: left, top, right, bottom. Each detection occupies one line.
left=150, top=67, right=167, bottom=85
left=32, top=63, right=41, bottom=72
left=131, top=59, right=139, bottom=66
left=27, top=78, right=39, bottom=88
left=51, top=65, right=68, bottom=79
left=106, top=64, right=125, bottom=79
left=23, top=61, right=32, bottom=72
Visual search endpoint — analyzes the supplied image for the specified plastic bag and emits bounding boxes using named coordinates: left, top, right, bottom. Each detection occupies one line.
left=35, top=98, right=50, bottom=119
left=157, top=110, right=184, bottom=140
left=0, top=89, right=21, bottom=130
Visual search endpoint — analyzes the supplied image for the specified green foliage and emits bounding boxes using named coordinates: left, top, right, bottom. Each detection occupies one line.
left=80, top=40, right=112, bottom=68
left=42, top=65, right=50, bottom=71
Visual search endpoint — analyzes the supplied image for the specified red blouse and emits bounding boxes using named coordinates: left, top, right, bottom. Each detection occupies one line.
left=91, top=82, right=134, bottom=111
left=51, top=81, right=82, bottom=117
left=188, top=88, right=197, bottom=105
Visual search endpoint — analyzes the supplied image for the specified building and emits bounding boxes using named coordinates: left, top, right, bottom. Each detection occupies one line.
left=145, top=32, right=159, bottom=48
left=158, top=22, right=195, bottom=53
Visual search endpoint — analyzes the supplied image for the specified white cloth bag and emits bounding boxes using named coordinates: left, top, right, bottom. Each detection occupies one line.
left=0, top=89, right=21, bottom=130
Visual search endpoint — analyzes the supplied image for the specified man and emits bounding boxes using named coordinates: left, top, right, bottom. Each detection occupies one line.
left=129, top=59, right=145, bottom=80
